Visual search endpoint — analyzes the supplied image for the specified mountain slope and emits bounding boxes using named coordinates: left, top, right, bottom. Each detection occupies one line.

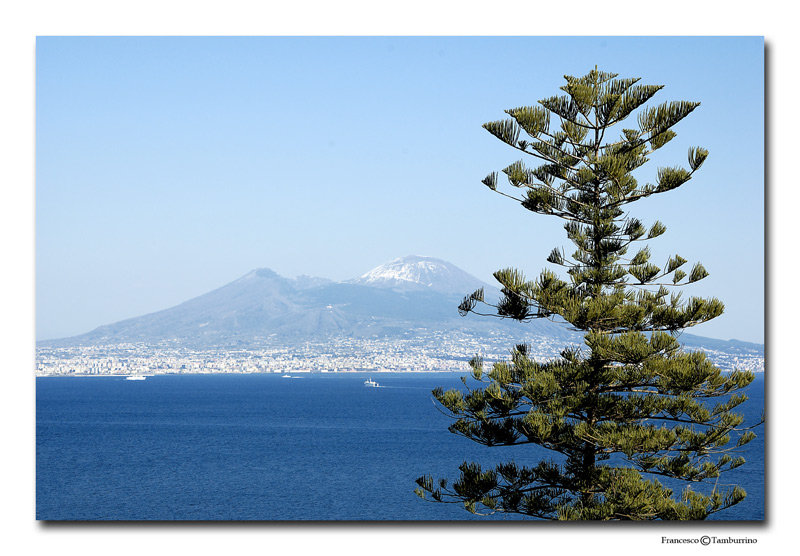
left=53, top=268, right=306, bottom=344
left=38, top=256, right=762, bottom=364
left=39, top=256, right=574, bottom=347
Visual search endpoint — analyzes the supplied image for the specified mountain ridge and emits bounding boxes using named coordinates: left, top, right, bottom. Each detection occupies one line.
left=37, top=256, right=763, bottom=362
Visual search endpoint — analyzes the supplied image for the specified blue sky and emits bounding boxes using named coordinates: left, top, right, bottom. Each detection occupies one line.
left=36, top=36, right=765, bottom=342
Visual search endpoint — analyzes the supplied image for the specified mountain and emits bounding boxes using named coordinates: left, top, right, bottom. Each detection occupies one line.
left=38, top=256, right=566, bottom=348
left=38, top=256, right=763, bottom=368
left=349, top=255, right=494, bottom=295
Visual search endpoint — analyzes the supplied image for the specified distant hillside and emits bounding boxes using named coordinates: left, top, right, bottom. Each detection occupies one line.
left=39, top=256, right=569, bottom=348
left=38, top=255, right=763, bottom=366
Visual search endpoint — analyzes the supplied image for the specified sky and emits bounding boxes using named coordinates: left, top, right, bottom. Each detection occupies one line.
left=35, top=36, right=765, bottom=343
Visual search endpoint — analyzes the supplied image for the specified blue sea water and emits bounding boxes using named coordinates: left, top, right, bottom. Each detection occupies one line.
left=36, top=372, right=765, bottom=521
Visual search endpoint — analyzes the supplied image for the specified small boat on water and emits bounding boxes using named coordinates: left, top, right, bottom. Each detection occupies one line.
left=364, top=377, right=379, bottom=387
left=125, top=376, right=146, bottom=381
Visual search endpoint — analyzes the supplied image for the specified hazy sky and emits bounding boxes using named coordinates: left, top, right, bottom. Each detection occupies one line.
left=36, top=36, right=764, bottom=343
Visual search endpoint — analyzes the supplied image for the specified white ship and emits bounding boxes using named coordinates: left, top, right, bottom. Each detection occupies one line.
left=125, top=375, right=146, bottom=381
left=364, top=378, right=379, bottom=387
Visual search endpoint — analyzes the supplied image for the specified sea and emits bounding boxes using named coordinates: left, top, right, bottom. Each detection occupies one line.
left=36, top=372, right=765, bottom=521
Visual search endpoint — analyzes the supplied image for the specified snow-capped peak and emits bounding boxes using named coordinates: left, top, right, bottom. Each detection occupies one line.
left=350, top=255, right=488, bottom=295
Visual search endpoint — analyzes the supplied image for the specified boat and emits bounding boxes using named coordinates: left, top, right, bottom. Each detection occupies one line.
left=364, top=377, right=379, bottom=387
left=125, top=376, right=146, bottom=381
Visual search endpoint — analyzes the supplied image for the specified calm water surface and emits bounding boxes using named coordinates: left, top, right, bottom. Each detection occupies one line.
left=36, top=372, right=765, bottom=521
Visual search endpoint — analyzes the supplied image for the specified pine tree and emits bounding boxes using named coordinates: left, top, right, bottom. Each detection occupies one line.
left=415, top=69, right=761, bottom=520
